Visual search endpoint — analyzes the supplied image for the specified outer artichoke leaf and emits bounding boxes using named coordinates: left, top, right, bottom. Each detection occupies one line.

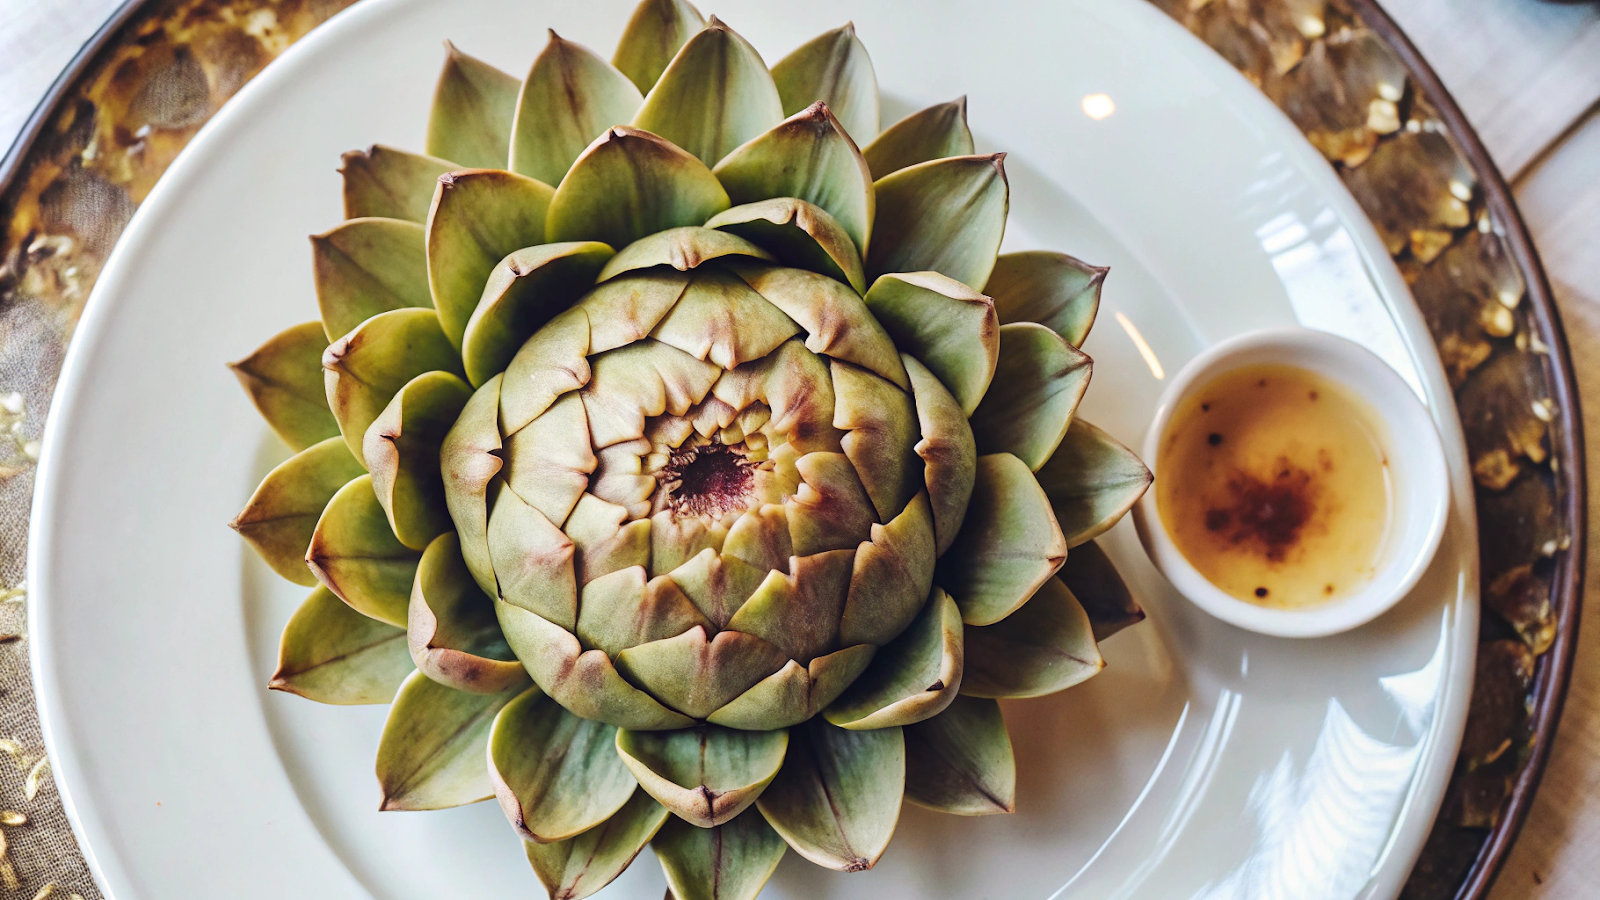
left=489, top=685, right=638, bottom=842
left=770, top=25, right=880, bottom=145
left=576, top=566, right=711, bottom=657
left=866, top=154, right=1007, bottom=291
left=364, top=370, right=473, bottom=550
left=937, top=453, right=1067, bottom=626
left=229, top=321, right=341, bottom=452
left=440, top=374, right=505, bottom=597
left=311, top=217, right=432, bottom=343
left=232, top=436, right=365, bottom=586
left=547, top=126, right=731, bottom=249
left=614, top=625, right=788, bottom=720
left=711, top=103, right=874, bottom=253
left=861, top=98, right=974, bottom=181
left=511, top=32, right=644, bottom=187
left=615, top=725, right=787, bottom=828
left=323, top=307, right=464, bottom=460
left=708, top=644, right=874, bottom=731
left=840, top=491, right=936, bottom=647
left=961, top=575, right=1103, bottom=699
left=825, top=587, right=962, bottom=730
left=726, top=549, right=853, bottom=664
left=496, top=600, right=695, bottom=730
left=578, top=270, right=690, bottom=354
left=376, top=669, right=527, bottom=810
left=270, top=586, right=412, bottom=705
left=500, top=306, right=593, bottom=434
left=863, top=272, right=997, bottom=416
left=662, top=548, right=767, bottom=628
left=984, top=251, right=1107, bottom=348
left=755, top=718, right=903, bottom=872
left=733, top=264, right=905, bottom=387
left=613, top=0, right=706, bottom=94
left=1059, top=540, right=1146, bottom=642
left=1036, top=419, right=1153, bottom=547
left=410, top=532, right=525, bottom=695
left=524, top=789, right=669, bottom=900
left=339, top=145, right=455, bottom=224
left=650, top=267, right=801, bottom=371
left=903, top=694, right=1015, bottom=815
left=306, top=474, right=421, bottom=627
left=785, top=451, right=876, bottom=556
left=902, top=354, right=976, bottom=555
left=653, top=808, right=787, bottom=900
left=711, top=201, right=866, bottom=295
left=462, top=241, right=614, bottom=387
left=968, top=323, right=1092, bottom=471
left=427, top=42, right=518, bottom=170
left=598, top=226, right=772, bottom=283
left=631, top=18, right=783, bottom=167
left=486, top=484, right=578, bottom=628
left=426, top=168, right=556, bottom=350
left=831, top=360, right=920, bottom=521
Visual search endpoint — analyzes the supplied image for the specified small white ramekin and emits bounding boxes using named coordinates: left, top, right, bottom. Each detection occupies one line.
left=1132, top=327, right=1450, bottom=638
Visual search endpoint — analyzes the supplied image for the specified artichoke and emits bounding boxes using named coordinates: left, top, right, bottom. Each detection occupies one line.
left=230, top=3, right=1152, bottom=897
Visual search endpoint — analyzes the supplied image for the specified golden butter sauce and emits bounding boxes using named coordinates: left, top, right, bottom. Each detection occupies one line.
left=1155, top=364, right=1393, bottom=609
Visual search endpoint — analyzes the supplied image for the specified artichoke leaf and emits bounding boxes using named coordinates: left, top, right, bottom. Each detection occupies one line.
left=427, top=42, right=518, bottom=170
left=866, top=153, right=1007, bottom=291
left=861, top=98, right=974, bottom=180
left=840, top=491, right=936, bottom=647
left=709, top=645, right=875, bottom=731
left=496, top=600, right=695, bottom=730
left=613, top=0, right=706, bottom=94
left=710, top=201, right=866, bottom=295
left=323, top=307, right=464, bottom=461
left=270, top=586, right=412, bottom=705
left=712, top=103, right=874, bottom=253
left=1036, top=419, right=1153, bottom=547
left=1059, top=540, right=1145, bottom=642
left=785, top=452, right=876, bottom=556
left=409, top=532, right=525, bottom=695
left=653, top=808, right=787, bottom=900
left=579, top=340, right=723, bottom=447
left=903, top=694, right=1015, bottom=815
left=615, top=725, right=788, bottom=828
left=486, top=484, right=577, bottom=628
left=631, top=18, right=783, bottom=167
left=502, top=392, right=596, bottom=525
left=500, top=306, right=593, bottom=434
left=968, top=323, right=1092, bottom=471
left=375, top=669, right=527, bottom=810
left=229, top=321, right=341, bottom=452
left=511, top=31, right=643, bottom=186
left=339, top=145, right=455, bottom=223
left=232, top=436, right=365, bottom=586
left=755, top=718, right=903, bottom=872
left=662, top=548, right=767, bottom=627
left=311, top=217, right=431, bottom=343
left=984, top=251, right=1107, bottom=348
left=733, top=265, right=905, bottom=387
left=937, top=453, right=1067, bottom=626
left=614, top=625, right=788, bottom=721
left=598, top=226, right=772, bottom=283
left=575, top=566, right=711, bottom=658
left=426, top=168, right=555, bottom=350
left=546, top=126, right=730, bottom=249
left=902, top=354, right=976, bottom=555
left=305, top=474, right=421, bottom=627
left=489, top=685, right=638, bottom=842
left=440, top=374, right=504, bottom=597
left=565, top=493, right=653, bottom=585
left=831, top=360, right=920, bottom=521
left=726, top=549, right=853, bottom=664
left=578, top=270, right=690, bottom=354
left=961, top=576, right=1103, bottom=699
left=461, top=241, right=614, bottom=387
left=365, top=370, right=473, bottom=550
left=863, top=272, right=997, bottom=416
left=711, top=339, right=843, bottom=455
left=650, top=267, right=801, bottom=371
left=720, top=502, right=793, bottom=576
left=770, top=24, right=880, bottom=145
left=524, top=789, right=669, bottom=900
left=825, top=587, right=963, bottom=730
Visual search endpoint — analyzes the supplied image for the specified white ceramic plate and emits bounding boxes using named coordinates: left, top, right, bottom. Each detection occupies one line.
left=28, top=0, right=1479, bottom=897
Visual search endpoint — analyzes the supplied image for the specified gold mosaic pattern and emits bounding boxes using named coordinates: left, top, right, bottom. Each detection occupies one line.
left=0, top=0, right=1575, bottom=896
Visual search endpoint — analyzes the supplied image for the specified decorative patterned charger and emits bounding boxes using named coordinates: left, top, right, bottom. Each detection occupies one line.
left=0, top=0, right=1581, bottom=898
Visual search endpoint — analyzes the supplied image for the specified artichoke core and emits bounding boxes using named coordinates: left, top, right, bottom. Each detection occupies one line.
left=656, top=439, right=758, bottom=519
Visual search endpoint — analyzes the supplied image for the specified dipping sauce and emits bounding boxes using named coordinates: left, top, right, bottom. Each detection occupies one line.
left=1155, top=364, right=1393, bottom=609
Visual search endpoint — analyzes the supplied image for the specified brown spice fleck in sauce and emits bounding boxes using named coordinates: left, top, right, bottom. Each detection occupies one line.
left=1202, top=457, right=1314, bottom=562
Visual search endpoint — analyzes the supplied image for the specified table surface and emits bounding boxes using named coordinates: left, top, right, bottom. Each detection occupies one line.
left=2, top=0, right=1598, bottom=897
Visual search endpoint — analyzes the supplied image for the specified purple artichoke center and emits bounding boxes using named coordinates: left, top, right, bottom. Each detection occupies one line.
left=656, top=439, right=758, bottom=520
